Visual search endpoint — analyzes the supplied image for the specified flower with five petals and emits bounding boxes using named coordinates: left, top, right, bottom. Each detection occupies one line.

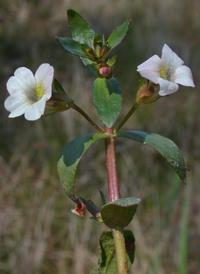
left=4, top=63, right=54, bottom=121
left=137, top=44, right=195, bottom=96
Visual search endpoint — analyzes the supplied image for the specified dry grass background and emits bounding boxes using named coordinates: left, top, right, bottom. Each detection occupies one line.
left=0, top=0, right=200, bottom=273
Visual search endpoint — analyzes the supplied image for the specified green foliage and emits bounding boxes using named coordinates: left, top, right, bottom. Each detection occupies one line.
left=58, top=10, right=130, bottom=77
left=94, top=34, right=103, bottom=47
left=92, top=78, right=122, bottom=127
left=81, top=57, right=98, bottom=76
left=2, top=2, right=200, bottom=273
left=67, top=9, right=96, bottom=48
left=117, top=131, right=187, bottom=184
left=107, top=21, right=130, bottom=50
left=101, top=197, right=140, bottom=229
left=57, top=133, right=108, bottom=202
left=57, top=37, right=88, bottom=57
left=91, top=231, right=135, bottom=274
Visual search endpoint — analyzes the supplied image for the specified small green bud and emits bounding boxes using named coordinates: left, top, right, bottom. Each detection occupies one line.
left=100, top=45, right=109, bottom=57
left=95, top=44, right=102, bottom=58
left=81, top=45, right=97, bottom=58
left=88, top=48, right=97, bottom=58
left=107, top=55, right=117, bottom=67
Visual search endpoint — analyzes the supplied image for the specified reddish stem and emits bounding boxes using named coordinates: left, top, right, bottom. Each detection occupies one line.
left=105, top=126, right=129, bottom=274
left=105, top=126, right=120, bottom=202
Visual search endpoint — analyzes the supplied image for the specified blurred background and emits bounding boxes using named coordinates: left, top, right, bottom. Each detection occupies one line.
left=0, top=0, right=200, bottom=273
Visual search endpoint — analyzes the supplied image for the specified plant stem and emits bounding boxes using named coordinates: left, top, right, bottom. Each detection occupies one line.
left=105, top=126, right=129, bottom=274
left=105, top=127, right=120, bottom=202
left=113, top=228, right=129, bottom=274
left=114, top=101, right=140, bottom=133
left=72, top=103, right=104, bottom=133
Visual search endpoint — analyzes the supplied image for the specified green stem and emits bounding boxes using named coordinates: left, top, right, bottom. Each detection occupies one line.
left=105, top=126, right=129, bottom=274
left=72, top=103, right=104, bottom=133
left=113, top=228, right=129, bottom=274
left=114, top=101, right=140, bottom=133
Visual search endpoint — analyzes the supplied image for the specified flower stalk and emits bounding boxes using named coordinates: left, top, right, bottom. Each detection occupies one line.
left=114, top=101, right=140, bottom=133
left=72, top=103, right=104, bottom=133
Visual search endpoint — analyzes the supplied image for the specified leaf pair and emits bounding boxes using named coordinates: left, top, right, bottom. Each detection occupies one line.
left=57, top=131, right=186, bottom=205
left=57, top=9, right=130, bottom=128
left=57, top=9, right=129, bottom=72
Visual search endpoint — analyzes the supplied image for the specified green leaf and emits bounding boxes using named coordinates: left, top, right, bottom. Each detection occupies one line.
left=93, top=34, right=103, bottom=47
left=107, top=21, right=130, bottom=50
left=57, top=133, right=108, bottom=202
left=67, top=9, right=96, bottom=48
left=57, top=37, right=88, bottom=57
left=101, top=197, right=140, bottom=229
left=91, top=230, right=135, bottom=274
left=117, top=131, right=187, bottom=184
left=92, top=78, right=122, bottom=128
left=81, top=57, right=98, bottom=76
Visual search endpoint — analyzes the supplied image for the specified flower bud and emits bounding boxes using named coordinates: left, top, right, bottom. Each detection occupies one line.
left=95, top=44, right=102, bottom=58
left=99, top=66, right=112, bottom=78
left=137, top=83, right=160, bottom=104
left=88, top=48, right=97, bottom=58
left=107, top=55, right=117, bottom=67
left=81, top=45, right=97, bottom=59
left=101, top=45, right=109, bottom=57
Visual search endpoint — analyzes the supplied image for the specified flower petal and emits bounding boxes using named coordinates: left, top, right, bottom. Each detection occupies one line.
left=158, top=78, right=179, bottom=96
left=174, top=65, right=195, bottom=87
left=24, top=95, right=47, bottom=121
left=161, top=44, right=184, bottom=70
left=7, top=67, right=36, bottom=96
left=137, top=55, right=161, bottom=83
left=4, top=95, right=30, bottom=118
left=35, top=64, right=54, bottom=100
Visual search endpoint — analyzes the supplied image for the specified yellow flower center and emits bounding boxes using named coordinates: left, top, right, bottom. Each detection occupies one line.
left=159, top=65, right=168, bottom=79
left=35, top=84, right=45, bottom=99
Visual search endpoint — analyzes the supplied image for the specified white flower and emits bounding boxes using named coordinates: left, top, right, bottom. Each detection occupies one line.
left=137, top=44, right=195, bottom=96
left=4, top=63, right=54, bottom=120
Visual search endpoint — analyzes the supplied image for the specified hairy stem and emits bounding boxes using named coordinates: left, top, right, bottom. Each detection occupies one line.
left=105, top=126, right=129, bottom=274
